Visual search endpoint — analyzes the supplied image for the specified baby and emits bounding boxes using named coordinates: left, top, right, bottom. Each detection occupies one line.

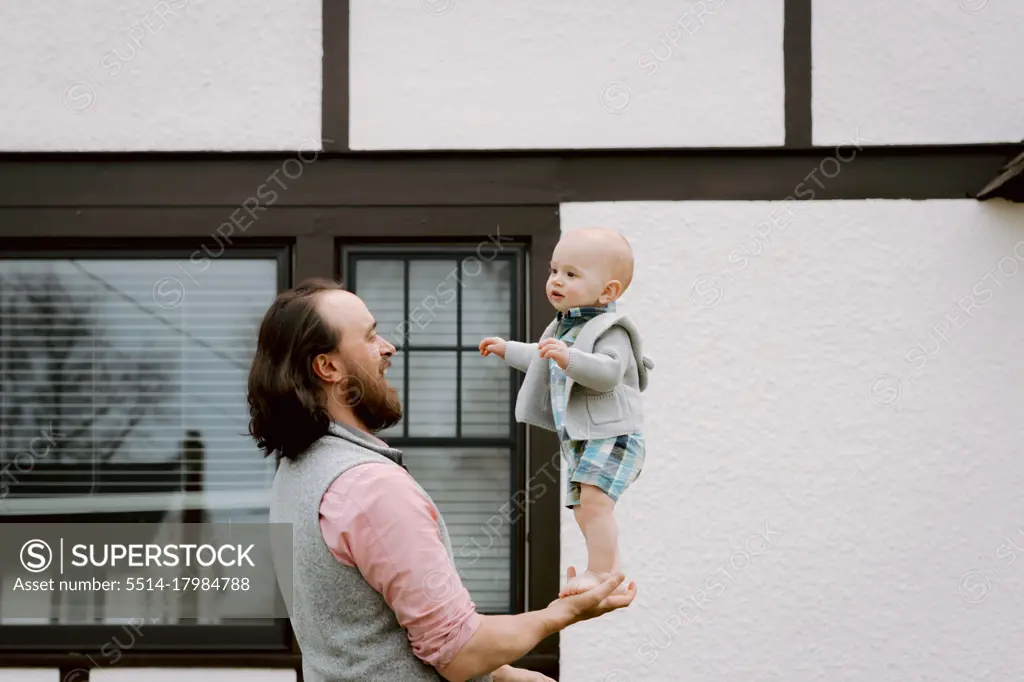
left=479, top=226, right=652, bottom=596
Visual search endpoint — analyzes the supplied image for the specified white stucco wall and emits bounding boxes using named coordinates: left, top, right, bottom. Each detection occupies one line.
left=813, top=0, right=1024, bottom=145
left=559, top=199, right=1024, bottom=681
left=350, top=0, right=785, bottom=150
left=6, top=0, right=1019, bottom=152
left=0, top=0, right=321, bottom=151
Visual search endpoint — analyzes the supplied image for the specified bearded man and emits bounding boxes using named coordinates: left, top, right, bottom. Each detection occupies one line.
left=249, top=279, right=635, bottom=682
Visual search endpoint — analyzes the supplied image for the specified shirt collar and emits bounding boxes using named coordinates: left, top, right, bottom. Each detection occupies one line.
left=327, top=421, right=406, bottom=469
left=557, top=301, right=616, bottom=322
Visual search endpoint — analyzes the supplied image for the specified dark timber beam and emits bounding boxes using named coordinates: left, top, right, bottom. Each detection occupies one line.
left=321, top=0, right=349, bottom=152
left=977, top=146, right=1024, bottom=202
left=784, top=0, right=813, bottom=147
left=0, top=146, right=1018, bottom=212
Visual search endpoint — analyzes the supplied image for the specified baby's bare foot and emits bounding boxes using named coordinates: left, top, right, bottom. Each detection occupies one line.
left=558, top=570, right=605, bottom=598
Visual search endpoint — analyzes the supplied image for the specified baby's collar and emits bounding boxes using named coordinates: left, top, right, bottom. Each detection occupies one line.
left=560, top=301, right=617, bottom=319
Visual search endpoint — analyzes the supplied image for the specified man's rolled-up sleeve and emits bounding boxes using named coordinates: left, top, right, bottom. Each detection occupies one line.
left=320, top=463, right=483, bottom=669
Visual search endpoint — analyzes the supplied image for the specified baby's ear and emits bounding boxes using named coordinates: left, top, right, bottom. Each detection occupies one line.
left=601, top=279, right=624, bottom=303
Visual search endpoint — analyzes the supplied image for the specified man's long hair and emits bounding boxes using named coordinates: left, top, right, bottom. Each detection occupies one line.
left=247, top=278, right=345, bottom=461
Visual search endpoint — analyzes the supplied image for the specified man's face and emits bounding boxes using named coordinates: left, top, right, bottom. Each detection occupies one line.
left=315, top=291, right=402, bottom=432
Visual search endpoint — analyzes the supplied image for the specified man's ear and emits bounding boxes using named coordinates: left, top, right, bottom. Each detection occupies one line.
left=312, top=350, right=344, bottom=383
left=598, top=280, right=623, bottom=304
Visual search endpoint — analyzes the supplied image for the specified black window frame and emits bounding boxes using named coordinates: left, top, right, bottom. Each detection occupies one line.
left=0, top=209, right=562, bottom=677
left=0, top=238, right=294, bottom=657
left=342, top=243, right=527, bottom=614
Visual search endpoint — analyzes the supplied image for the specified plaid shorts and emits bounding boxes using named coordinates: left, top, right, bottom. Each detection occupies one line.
left=562, top=433, right=645, bottom=508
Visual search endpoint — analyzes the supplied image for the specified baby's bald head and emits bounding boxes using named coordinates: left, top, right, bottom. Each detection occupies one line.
left=546, top=227, right=634, bottom=311
left=558, top=227, right=634, bottom=292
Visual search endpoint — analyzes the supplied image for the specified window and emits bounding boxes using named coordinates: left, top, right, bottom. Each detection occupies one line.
left=0, top=245, right=289, bottom=644
left=343, top=245, right=526, bottom=613
left=0, top=209, right=560, bottom=676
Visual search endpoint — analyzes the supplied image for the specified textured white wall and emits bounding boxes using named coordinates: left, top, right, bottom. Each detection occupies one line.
left=350, top=0, right=785, bottom=150
left=558, top=199, right=1024, bottom=681
left=0, top=0, right=321, bottom=151
left=813, top=0, right=1024, bottom=145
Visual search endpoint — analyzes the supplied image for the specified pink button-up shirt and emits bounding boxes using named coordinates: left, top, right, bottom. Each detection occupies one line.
left=318, top=458, right=483, bottom=670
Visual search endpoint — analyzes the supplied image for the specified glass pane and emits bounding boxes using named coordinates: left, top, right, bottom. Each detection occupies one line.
left=461, top=352, right=510, bottom=438
left=407, top=260, right=458, bottom=347
left=461, top=258, right=511, bottom=346
left=407, top=351, right=456, bottom=437
left=375, top=351, right=405, bottom=440
left=353, top=259, right=406, bottom=348
left=402, top=447, right=512, bottom=613
left=0, top=257, right=279, bottom=624
left=341, top=248, right=519, bottom=614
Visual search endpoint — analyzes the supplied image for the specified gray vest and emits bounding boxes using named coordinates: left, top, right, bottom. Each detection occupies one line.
left=512, top=311, right=654, bottom=439
left=269, top=422, right=492, bottom=682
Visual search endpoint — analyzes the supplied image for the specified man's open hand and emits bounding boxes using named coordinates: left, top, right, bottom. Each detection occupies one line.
left=492, top=665, right=556, bottom=681
left=537, top=338, right=569, bottom=370
left=547, top=566, right=636, bottom=625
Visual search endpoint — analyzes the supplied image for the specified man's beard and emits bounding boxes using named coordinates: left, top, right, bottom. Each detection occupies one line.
left=351, top=361, right=403, bottom=433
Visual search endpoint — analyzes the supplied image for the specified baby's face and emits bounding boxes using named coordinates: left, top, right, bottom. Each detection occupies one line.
left=546, top=236, right=617, bottom=313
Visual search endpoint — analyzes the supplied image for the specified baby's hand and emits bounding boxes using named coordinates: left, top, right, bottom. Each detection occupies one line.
left=538, top=338, right=570, bottom=370
left=479, top=337, right=507, bottom=359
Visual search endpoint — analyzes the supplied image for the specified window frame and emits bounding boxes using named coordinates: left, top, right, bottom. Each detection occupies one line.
left=342, top=243, right=527, bottom=614
left=0, top=207, right=561, bottom=676
left=0, top=238, right=294, bottom=656
left=326, top=211, right=562, bottom=676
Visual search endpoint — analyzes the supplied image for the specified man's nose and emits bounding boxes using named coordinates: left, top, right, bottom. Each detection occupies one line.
left=379, top=338, right=396, bottom=356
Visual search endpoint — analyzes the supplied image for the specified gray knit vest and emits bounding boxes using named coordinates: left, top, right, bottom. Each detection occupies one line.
left=269, top=422, right=491, bottom=682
